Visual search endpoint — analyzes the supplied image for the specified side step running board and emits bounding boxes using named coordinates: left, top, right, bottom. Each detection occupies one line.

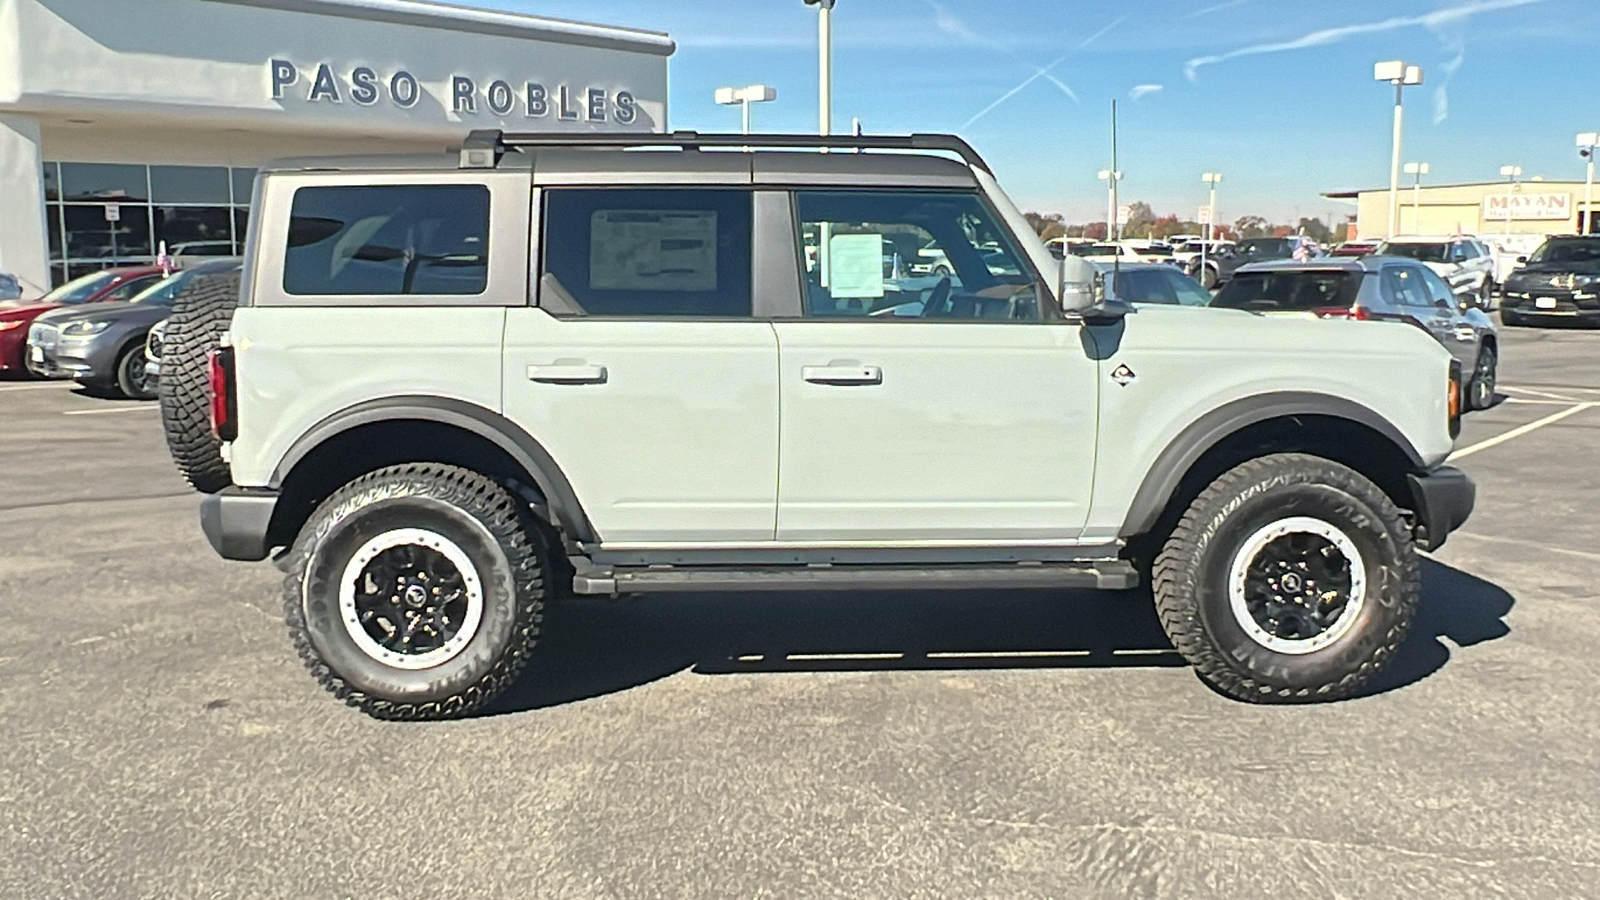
left=570, top=561, right=1138, bottom=595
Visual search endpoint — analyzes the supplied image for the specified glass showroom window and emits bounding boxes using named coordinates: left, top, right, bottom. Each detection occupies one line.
left=43, top=161, right=257, bottom=285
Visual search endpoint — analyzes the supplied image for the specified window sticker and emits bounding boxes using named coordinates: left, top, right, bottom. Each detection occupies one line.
left=827, top=232, right=885, bottom=300
left=590, top=209, right=718, bottom=292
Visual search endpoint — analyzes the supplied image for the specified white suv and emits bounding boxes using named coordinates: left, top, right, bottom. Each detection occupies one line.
left=166, top=131, right=1474, bottom=719
left=1378, top=235, right=1497, bottom=308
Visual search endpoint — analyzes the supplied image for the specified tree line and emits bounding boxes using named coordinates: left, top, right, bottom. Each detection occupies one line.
left=1024, top=206, right=1339, bottom=244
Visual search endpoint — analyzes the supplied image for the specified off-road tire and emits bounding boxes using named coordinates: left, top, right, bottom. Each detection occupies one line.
left=158, top=271, right=240, bottom=493
left=114, top=344, right=156, bottom=400
left=283, top=464, right=546, bottom=720
left=1152, top=453, right=1418, bottom=703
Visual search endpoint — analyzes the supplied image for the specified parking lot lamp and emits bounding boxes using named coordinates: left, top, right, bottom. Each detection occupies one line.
left=1098, top=169, right=1122, bottom=241
left=1375, top=61, right=1423, bottom=240
left=1201, top=173, right=1222, bottom=281
left=803, top=0, right=837, bottom=135
left=1578, top=133, right=1598, bottom=234
left=714, top=84, right=778, bottom=135
left=1403, top=162, right=1429, bottom=233
left=1500, top=164, right=1522, bottom=238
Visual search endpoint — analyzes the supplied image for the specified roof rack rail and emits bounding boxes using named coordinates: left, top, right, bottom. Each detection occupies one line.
left=458, top=129, right=992, bottom=174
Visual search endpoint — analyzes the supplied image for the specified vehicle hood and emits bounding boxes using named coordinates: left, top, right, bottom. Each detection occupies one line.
left=1420, top=261, right=1458, bottom=277
left=0, top=302, right=57, bottom=322
left=33, top=301, right=167, bottom=327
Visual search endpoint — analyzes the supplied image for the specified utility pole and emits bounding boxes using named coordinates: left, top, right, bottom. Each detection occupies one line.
left=804, top=0, right=837, bottom=136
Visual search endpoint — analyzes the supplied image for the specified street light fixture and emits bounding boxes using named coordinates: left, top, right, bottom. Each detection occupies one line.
left=803, top=0, right=837, bottom=136
left=1578, top=133, right=1598, bottom=234
left=1402, top=161, right=1429, bottom=234
left=1374, top=60, right=1424, bottom=241
left=1499, top=165, right=1522, bottom=238
left=1201, top=173, right=1222, bottom=285
left=713, top=84, right=777, bottom=135
left=1098, top=169, right=1123, bottom=241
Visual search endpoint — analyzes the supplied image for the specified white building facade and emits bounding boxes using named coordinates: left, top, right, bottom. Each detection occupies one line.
left=0, top=0, right=672, bottom=293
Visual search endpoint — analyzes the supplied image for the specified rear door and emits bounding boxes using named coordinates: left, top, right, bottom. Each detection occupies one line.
left=501, top=186, right=780, bottom=544
left=771, top=188, right=1098, bottom=543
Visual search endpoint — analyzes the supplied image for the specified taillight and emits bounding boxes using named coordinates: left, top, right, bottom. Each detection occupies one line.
left=207, top=347, right=237, bottom=441
left=1447, top=359, right=1463, bottom=439
left=1312, top=305, right=1369, bottom=319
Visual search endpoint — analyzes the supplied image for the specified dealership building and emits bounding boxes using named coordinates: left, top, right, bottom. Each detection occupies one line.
left=0, top=0, right=672, bottom=293
left=1325, top=179, right=1595, bottom=243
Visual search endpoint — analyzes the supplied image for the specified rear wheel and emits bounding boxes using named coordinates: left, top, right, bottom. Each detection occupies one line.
left=114, top=344, right=157, bottom=400
left=158, top=271, right=239, bottom=493
left=1153, top=453, right=1417, bottom=703
left=283, top=464, right=547, bottom=720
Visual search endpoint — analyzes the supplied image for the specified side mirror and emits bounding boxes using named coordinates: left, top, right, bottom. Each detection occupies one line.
left=1516, top=255, right=1528, bottom=264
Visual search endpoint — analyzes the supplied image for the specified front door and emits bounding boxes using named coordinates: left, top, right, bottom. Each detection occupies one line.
left=502, top=187, right=779, bottom=544
left=773, top=189, right=1098, bottom=543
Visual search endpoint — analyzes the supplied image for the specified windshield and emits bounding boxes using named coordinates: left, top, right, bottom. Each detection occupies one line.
left=1211, top=270, right=1364, bottom=312
left=1380, top=242, right=1449, bottom=263
left=127, top=269, right=198, bottom=306
left=1237, top=238, right=1290, bottom=257
left=1528, top=238, right=1600, bottom=265
left=39, top=270, right=119, bottom=305
left=1068, top=243, right=1120, bottom=257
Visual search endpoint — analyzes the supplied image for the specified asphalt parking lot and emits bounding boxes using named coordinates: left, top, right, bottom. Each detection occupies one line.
left=2, top=325, right=1597, bottom=899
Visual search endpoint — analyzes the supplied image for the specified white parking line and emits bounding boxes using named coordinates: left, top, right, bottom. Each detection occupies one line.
left=1499, top=385, right=1580, bottom=402
left=62, top=405, right=157, bottom=416
left=1500, top=397, right=1578, bottom=406
left=0, top=382, right=73, bottom=392
left=1449, top=402, right=1596, bottom=461
left=1450, top=531, right=1600, bottom=563
left=784, top=652, right=905, bottom=662
left=926, top=650, right=1091, bottom=660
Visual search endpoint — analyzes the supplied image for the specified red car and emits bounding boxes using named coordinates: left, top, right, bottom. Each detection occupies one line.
left=0, top=266, right=167, bottom=377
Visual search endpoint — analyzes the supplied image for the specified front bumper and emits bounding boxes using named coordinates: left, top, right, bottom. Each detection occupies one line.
left=1500, top=290, right=1600, bottom=324
left=1407, top=466, right=1475, bottom=552
left=200, top=487, right=280, bottom=561
left=26, top=337, right=110, bottom=381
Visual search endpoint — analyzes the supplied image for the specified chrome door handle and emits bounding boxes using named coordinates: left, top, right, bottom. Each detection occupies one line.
left=527, top=363, right=607, bottom=384
left=802, top=364, right=882, bottom=386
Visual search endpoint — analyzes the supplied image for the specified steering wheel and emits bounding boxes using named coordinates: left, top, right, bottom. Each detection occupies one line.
left=920, top=276, right=952, bottom=318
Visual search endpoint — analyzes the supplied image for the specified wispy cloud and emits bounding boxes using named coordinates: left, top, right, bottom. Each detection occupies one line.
left=1129, top=84, right=1164, bottom=101
left=959, top=16, right=1125, bottom=129
left=1183, top=0, right=1548, bottom=80
left=1184, top=0, right=1251, bottom=20
left=932, top=4, right=1081, bottom=108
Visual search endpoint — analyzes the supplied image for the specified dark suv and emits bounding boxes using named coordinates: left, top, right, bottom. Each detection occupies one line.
left=1499, top=235, right=1600, bottom=327
left=1190, top=236, right=1315, bottom=289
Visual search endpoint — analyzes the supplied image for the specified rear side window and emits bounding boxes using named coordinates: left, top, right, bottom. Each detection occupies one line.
left=541, top=188, right=752, bottom=317
left=1211, top=270, right=1363, bottom=312
left=284, top=185, right=489, bottom=296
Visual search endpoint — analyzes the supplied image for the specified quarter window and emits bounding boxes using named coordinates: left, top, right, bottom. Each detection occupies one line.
left=283, top=184, right=489, bottom=296
left=794, top=190, right=1041, bottom=320
left=541, top=188, right=753, bottom=317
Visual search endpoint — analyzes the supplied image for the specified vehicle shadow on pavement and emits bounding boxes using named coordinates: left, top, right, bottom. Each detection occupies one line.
left=488, top=559, right=1513, bottom=715
left=1355, top=558, right=1514, bottom=697
left=488, top=587, right=1183, bottom=715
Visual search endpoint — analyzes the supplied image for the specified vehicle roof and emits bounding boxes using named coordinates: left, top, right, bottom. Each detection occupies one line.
left=1236, top=256, right=1402, bottom=274
left=261, top=148, right=980, bottom=188
left=1382, top=235, right=1482, bottom=242
left=1087, top=261, right=1180, bottom=272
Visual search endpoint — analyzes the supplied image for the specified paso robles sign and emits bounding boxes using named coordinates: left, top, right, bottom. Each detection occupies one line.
left=1481, top=192, right=1572, bottom=222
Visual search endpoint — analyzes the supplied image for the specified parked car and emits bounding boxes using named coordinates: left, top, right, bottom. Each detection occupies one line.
left=1115, top=240, right=1178, bottom=265
left=1189, top=235, right=1318, bottom=289
left=1171, top=239, right=1234, bottom=271
left=1498, top=234, right=1600, bottom=327
left=1212, top=256, right=1499, bottom=409
left=0, top=272, right=20, bottom=302
left=144, top=317, right=168, bottom=382
left=1377, top=236, right=1496, bottom=309
left=26, top=259, right=239, bottom=399
left=0, top=265, right=166, bottom=378
left=1089, top=261, right=1214, bottom=306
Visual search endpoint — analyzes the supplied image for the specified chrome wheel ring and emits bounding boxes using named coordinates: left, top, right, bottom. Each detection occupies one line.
left=336, top=528, right=484, bottom=670
left=1227, top=516, right=1367, bottom=655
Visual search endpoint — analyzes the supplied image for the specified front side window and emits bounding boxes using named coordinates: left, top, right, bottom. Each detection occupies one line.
left=1382, top=266, right=1431, bottom=307
left=542, top=188, right=752, bottom=317
left=795, top=190, right=1040, bottom=320
left=284, top=185, right=489, bottom=296
left=1164, top=270, right=1214, bottom=307
left=1416, top=266, right=1457, bottom=306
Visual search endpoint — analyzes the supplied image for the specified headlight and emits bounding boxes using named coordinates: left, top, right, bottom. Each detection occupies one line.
left=59, top=320, right=110, bottom=337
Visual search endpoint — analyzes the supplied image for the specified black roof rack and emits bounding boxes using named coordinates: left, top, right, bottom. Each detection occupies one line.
left=459, top=129, right=991, bottom=174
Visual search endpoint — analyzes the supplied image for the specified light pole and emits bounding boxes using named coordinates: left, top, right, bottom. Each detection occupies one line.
left=1402, top=162, right=1429, bottom=234
left=1374, top=60, right=1423, bottom=241
left=1201, top=173, right=1222, bottom=286
left=1578, top=133, right=1598, bottom=234
left=1097, top=169, right=1122, bottom=241
left=714, top=84, right=777, bottom=135
left=1500, top=165, right=1522, bottom=238
left=803, top=0, right=837, bottom=136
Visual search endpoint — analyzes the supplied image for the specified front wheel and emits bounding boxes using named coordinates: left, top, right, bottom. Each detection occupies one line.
left=1153, top=453, right=1418, bottom=703
left=115, top=345, right=157, bottom=400
left=283, top=464, right=548, bottom=719
left=1468, top=343, right=1497, bottom=411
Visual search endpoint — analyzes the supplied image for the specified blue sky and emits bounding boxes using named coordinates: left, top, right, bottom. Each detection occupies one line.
left=492, top=0, right=1599, bottom=226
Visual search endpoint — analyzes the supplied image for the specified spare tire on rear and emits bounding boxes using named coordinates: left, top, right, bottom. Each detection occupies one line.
left=159, top=270, right=241, bottom=494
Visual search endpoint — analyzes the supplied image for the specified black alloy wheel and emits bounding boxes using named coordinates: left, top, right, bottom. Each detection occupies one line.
left=116, top=345, right=157, bottom=400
